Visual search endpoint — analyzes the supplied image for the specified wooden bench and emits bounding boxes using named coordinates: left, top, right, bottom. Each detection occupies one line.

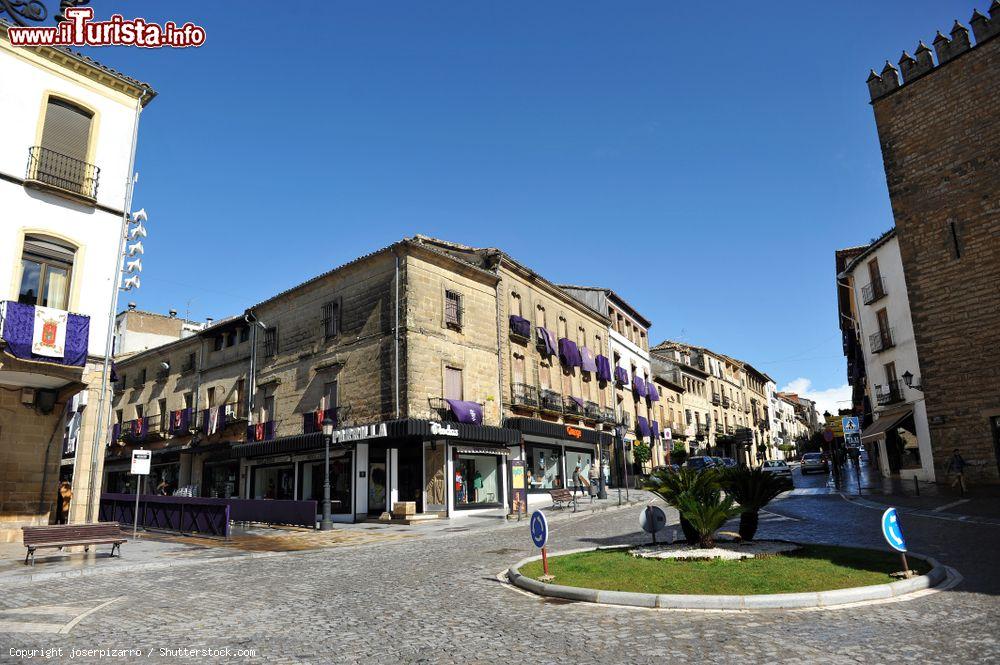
left=22, top=523, right=127, bottom=566
left=549, top=489, right=577, bottom=511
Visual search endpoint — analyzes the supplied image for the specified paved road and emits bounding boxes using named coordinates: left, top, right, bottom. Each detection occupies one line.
left=1, top=473, right=998, bottom=664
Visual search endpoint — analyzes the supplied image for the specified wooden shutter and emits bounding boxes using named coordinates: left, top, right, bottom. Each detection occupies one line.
left=445, top=367, right=463, bottom=400
left=41, top=98, right=92, bottom=161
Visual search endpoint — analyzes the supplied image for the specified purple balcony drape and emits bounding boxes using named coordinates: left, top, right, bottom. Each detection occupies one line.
left=570, top=396, right=584, bottom=409
left=648, top=383, right=660, bottom=402
left=536, top=327, right=557, bottom=357
left=636, top=416, right=651, bottom=439
left=595, top=355, right=613, bottom=382
left=0, top=301, right=89, bottom=367
left=558, top=338, right=583, bottom=368
left=446, top=399, right=483, bottom=425
left=614, top=365, right=629, bottom=386
left=509, top=315, right=531, bottom=338
left=632, top=374, right=648, bottom=398
left=651, top=420, right=660, bottom=440
left=110, top=422, right=121, bottom=443
left=580, top=347, right=598, bottom=373
left=169, top=408, right=190, bottom=434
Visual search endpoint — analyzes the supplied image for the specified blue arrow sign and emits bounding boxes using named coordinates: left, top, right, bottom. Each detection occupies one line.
left=881, top=507, right=907, bottom=552
left=530, top=510, right=548, bottom=548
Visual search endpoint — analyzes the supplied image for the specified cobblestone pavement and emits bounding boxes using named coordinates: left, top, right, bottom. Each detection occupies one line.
left=1, top=476, right=998, bottom=664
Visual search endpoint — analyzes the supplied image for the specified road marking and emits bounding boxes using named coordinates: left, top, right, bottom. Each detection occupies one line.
left=933, top=499, right=970, bottom=512
left=0, top=597, right=121, bottom=635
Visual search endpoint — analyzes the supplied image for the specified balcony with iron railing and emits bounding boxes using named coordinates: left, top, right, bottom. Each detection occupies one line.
left=0, top=301, right=90, bottom=380
left=25, top=146, right=100, bottom=202
left=510, top=383, right=538, bottom=409
left=870, top=328, right=895, bottom=354
left=302, top=407, right=339, bottom=434
left=875, top=380, right=905, bottom=406
left=600, top=407, right=617, bottom=425
left=563, top=396, right=584, bottom=418
left=538, top=389, right=563, bottom=414
left=583, top=401, right=602, bottom=421
left=618, top=410, right=632, bottom=429
left=711, top=393, right=721, bottom=406
left=715, top=423, right=724, bottom=433
left=722, top=395, right=731, bottom=408
left=862, top=276, right=887, bottom=305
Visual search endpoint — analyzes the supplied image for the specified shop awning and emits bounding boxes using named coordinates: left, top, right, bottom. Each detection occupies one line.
left=455, top=446, right=510, bottom=456
left=445, top=399, right=483, bottom=425
left=860, top=405, right=914, bottom=441
left=233, top=432, right=325, bottom=459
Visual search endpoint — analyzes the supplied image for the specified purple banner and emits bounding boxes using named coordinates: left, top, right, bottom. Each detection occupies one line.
left=536, top=326, right=557, bottom=357
left=648, top=383, right=660, bottom=402
left=595, top=355, right=613, bottom=382
left=636, top=415, right=651, bottom=439
left=509, top=315, right=531, bottom=338
left=445, top=399, right=483, bottom=425
left=632, top=375, right=648, bottom=398
left=0, top=301, right=89, bottom=367
left=614, top=365, right=629, bottom=386
left=580, top=347, right=598, bottom=373
left=558, top=338, right=582, bottom=368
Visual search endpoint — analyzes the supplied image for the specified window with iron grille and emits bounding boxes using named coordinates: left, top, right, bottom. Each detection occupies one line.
left=239, top=326, right=249, bottom=343
left=445, top=290, right=463, bottom=330
left=263, top=327, right=278, bottom=357
left=322, top=300, right=341, bottom=339
left=213, top=336, right=223, bottom=351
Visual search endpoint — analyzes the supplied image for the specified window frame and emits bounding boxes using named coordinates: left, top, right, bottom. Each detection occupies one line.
left=17, top=234, right=76, bottom=309
left=444, top=290, right=463, bottom=331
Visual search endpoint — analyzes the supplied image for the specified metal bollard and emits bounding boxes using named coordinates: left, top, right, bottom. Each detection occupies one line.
left=914, top=475, right=920, bottom=496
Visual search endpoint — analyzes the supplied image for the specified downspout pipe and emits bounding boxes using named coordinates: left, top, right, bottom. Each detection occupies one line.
left=394, top=249, right=400, bottom=419
left=244, top=310, right=264, bottom=424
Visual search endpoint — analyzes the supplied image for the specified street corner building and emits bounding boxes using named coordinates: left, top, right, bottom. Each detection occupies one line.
left=863, top=4, right=1000, bottom=483
left=0, top=19, right=156, bottom=541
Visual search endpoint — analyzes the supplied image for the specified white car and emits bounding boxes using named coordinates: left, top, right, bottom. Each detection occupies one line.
left=762, top=460, right=793, bottom=480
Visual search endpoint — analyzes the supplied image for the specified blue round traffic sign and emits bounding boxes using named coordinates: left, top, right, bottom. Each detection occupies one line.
left=881, top=507, right=907, bottom=552
left=529, top=510, right=548, bottom=548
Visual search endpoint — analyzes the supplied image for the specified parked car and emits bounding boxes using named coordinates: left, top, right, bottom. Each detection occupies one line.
left=762, top=459, right=793, bottom=481
left=800, top=452, right=829, bottom=475
left=711, top=456, right=725, bottom=468
left=684, top=456, right=716, bottom=471
left=720, top=457, right=738, bottom=468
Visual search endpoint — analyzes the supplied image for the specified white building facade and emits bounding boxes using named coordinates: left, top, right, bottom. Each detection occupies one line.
left=842, top=230, right=934, bottom=482
left=0, top=21, right=154, bottom=539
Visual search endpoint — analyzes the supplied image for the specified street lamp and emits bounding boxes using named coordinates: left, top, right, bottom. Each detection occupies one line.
left=320, top=417, right=335, bottom=531
left=901, top=370, right=918, bottom=389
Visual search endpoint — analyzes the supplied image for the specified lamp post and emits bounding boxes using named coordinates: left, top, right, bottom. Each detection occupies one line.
left=320, top=417, right=335, bottom=531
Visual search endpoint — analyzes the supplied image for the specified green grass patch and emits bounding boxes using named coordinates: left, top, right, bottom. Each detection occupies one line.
left=519, top=544, right=930, bottom=595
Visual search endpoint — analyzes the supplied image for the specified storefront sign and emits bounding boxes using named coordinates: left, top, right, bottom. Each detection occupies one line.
left=430, top=422, right=459, bottom=437
left=565, top=426, right=582, bottom=439
left=330, top=422, right=388, bottom=444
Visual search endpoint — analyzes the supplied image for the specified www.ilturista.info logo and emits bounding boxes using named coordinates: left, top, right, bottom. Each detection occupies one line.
left=7, top=7, right=205, bottom=48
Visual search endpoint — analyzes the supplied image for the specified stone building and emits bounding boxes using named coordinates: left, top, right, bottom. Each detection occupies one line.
left=649, top=371, right=685, bottom=467
left=866, top=5, right=1000, bottom=483
left=650, top=343, right=712, bottom=456
left=113, top=305, right=204, bottom=356
left=742, top=362, right=775, bottom=464
left=0, top=21, right=154, bottom=541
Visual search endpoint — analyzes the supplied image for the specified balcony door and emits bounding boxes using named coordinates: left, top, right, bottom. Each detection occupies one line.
left=18, top=235, right=74, bottom=310
left=876, top=308, right=891, bottom=344
left=38, top=98, right=94, bottom=193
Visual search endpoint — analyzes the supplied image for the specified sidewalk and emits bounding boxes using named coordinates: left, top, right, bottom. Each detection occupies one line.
left=0, top=491, right=651, bottom=586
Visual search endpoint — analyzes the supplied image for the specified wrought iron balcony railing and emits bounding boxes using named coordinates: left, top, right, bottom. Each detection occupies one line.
left=711, top=393, right=721, bottom=405
left=862, top=276, right=887, bottom=305
left=538, top=389, right=563, bottom=414
left=563, top=396, right=584, bottom=417
left=26, top=146, right=100, bottom=200
left=870, top=328, right=895, bottom=353
left=722, top=395, right=730, bottom=408
left=510, top=383, right=538, bottom=409
left=583, top=401, right=602, bottom=421
left=875, top=380, right=905, bottom=406
left=600, top=407, right=617, bottom=425
left=618, top=410, right=632, bottom=429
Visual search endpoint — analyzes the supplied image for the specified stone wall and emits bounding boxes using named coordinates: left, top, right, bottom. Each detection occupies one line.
left=869, top=22, right=1000, bottom=482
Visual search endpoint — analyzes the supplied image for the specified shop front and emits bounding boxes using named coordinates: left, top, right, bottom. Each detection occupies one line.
left=505, top=417, right=612, bottom=505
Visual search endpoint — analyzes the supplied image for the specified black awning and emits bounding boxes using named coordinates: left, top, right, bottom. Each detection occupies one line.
left=393, top=419, right=520, bottom=445
left=861, top=405, right=914, bottom=441
left=504, top=417, right=613, bottom=446
left=232, top=432, right=326, bottom=459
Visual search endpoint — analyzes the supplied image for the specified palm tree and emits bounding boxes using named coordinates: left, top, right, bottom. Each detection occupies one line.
left=674, top=491, right=741, bottom=548
left=645, top=468, right=721, bottom=545
left=721, top=467, right=791, bottom=540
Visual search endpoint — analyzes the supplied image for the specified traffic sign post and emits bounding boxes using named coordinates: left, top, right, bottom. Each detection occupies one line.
left=530, top=510, right=551, bottom=579
left=881, top=507, right=911, bottom=577
left=130, top=449, right=151, bottom=539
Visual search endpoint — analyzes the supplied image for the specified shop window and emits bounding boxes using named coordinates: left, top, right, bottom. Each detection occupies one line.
left=17, top=234, right=75, bottom=309
left=525, top=443, right=562, bottom=490
left=565, top=449, right=594, bottom=492
left=454, top=452, right=502, bottom=508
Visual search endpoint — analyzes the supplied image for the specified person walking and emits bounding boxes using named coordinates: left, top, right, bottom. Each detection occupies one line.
left=945, top=449, right=967, bottom=495
left=56, top=481, right=72, bottom=524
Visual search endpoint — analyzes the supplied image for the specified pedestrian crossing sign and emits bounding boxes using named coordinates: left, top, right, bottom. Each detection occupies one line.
left=842, top=417, right=860, bottom=435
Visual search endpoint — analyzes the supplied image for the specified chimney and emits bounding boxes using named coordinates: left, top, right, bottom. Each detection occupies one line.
left=206, top=317, right=214, bottom=326
left=168, top=309, right=177, bottom=318
left=127, top=302, right=137, bottom=311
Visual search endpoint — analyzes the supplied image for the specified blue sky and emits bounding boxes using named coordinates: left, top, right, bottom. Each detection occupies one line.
left=81, top=0, right=977, bottom=413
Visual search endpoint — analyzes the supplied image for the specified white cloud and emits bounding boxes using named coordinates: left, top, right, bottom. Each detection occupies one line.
left=779, top=378, right=852, bottom=416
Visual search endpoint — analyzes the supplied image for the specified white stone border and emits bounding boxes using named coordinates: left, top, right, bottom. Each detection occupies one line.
left=505, top=544, right=951, bottom=610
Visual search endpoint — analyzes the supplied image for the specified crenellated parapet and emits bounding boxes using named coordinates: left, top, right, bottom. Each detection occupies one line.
left=867, top=1, right=999, bottom=101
